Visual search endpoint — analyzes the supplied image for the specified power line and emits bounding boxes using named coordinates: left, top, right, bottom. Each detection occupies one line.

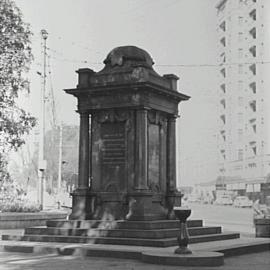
left=32, top=45, right=270, bottom=69
left=48, top=54, right=270, bottom=68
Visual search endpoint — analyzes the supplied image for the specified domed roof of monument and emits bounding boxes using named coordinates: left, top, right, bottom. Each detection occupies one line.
left=103, top=45, right=154, bottom=69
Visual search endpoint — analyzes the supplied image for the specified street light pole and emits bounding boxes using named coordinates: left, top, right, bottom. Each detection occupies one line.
left=57, top=123, right=63, bottom=192
left=38, top=29, right=48, bottom=210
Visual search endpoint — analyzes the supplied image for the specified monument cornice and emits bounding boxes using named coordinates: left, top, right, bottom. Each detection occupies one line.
left=64, top=81, right=190, bottom=102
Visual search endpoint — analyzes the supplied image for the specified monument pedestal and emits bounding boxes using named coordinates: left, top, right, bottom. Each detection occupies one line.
left=126, top=191, right=167, bottom=221
left=69, top=188, right=93, bottom=220
left=65, top=46, right=190, bottom=221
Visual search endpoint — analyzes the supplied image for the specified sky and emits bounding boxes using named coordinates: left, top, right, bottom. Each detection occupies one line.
left=14, top=0, right=220, bottom=186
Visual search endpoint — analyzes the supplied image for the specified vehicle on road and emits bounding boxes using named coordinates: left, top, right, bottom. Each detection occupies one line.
left=214, top=195, right=233, bottom=205
left=187, top=194, right=200, bottom=203
left=233, top=196, right=253, bottom=208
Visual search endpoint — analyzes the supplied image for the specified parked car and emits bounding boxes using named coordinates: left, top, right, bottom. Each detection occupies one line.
left=233, top=196, right=253, bottom=208
left=214, top=195, right=233, bottom=205
left=187, top=194, right=200, bottom=203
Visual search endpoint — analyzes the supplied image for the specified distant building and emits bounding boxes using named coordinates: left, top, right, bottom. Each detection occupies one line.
left=216, top=0, right=270, bottom=194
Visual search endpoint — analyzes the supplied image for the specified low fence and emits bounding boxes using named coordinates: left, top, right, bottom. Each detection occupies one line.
left=0, top=212, right=67, bottom=229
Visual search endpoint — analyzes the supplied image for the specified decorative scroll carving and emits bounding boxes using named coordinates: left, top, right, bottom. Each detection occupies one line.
left=96, top=110, right=130, bottom=123
left=93, top=109, right=132, bottom=132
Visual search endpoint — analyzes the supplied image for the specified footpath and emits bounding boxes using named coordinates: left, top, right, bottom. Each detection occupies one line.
left=0, top=228, right=269, bottom=269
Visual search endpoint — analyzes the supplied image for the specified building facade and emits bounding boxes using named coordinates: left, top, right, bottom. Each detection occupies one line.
left=216, top=0, right=270, bottom=186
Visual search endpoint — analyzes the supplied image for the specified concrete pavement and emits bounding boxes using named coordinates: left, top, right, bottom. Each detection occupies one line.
left=0, top=250, right=269, bottom=270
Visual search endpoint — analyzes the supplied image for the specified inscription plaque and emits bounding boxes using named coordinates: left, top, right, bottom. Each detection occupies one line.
left=100, top=122, right=126, bottom=191
left=148, top=124, right=160, bottom=187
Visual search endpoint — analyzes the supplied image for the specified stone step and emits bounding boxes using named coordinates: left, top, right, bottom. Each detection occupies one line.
left=46, top=219, right=203, bottom=230
left=27, top=226, right=220, bottom=238
left=1, top=238, right=269, bottom=267
left=25, top=226, right=221, bottom=239
left=2, top=232, right=240, bottom=247
left=1, top=237, right=269, bottom=258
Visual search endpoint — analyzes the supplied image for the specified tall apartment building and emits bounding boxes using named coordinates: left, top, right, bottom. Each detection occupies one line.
left=216, top=0, right=270, bottom=184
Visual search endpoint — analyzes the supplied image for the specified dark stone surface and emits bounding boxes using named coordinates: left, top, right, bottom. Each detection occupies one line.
left=64, top=46, right=190, bottom=221
left=46, top=219, right=203, bottom=229
left=1, top=231, right=240, bottom=247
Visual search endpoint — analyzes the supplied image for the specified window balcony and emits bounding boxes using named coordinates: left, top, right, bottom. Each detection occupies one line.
left=220, top=98, right=226, bottom=109
left=249, top=27, right=256, bottom=39
left=220, top=68, right=226, bottom=77
left=249, top=100, right=256, bottom=112
left=219, top=21, right=226, bottom=31
left=220, top=37, right=226, bottom=47
left=220, top=83, right=226, bottom=93
left=249, top=63, right=256, bottom=75
left=249, top=45, right=256, bottom=57
left=249, top=9, right=256, bottom=21
left=220, top=114, right=226, bottom=124
left=249, top=82, right=256, bottom=94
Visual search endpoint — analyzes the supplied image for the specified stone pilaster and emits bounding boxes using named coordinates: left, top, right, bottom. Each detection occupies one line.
left=166, top=115, right=182, bottom=217
left=134, top=108, right=148, bottom=190
left=78, top=111, right=90, bottom=189
left=167, top=115, right=177, bottom=191
left=69, top=110, right=92, bottom=219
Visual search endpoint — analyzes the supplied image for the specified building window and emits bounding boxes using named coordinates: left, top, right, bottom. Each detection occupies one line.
left=248, top=162, right=257, bottom=168
left=220, top=114, right=226, bottom=124
left=238, top=113, right=243, bottom=123
left=220, top=83, right=226, bottom=93
left=249, top=63, right=256, bottom=75
left=220, top=68, right=226, bottom=77
left=249, top=27, right=256, bottom=39
left=220, top=21, right=226, bottom=31
left=239, top=16, right=243, bottom=26
left=238, top=149, right=243, bottom=160
left=238, top=32, right=243, bottom=42
left=238, top=129, right=243, bottom=141
left=252, top=124, right=257, bottom=133
left=249, top=100, right=256, bottom=112
left=221, top=150, right=226, bottom=160
left=238, top=64, right=243, bottom=74
left=239, top=0, right=246, bottom=6
left=238, top=48, right=243, bottom=58
left=238, top=96, right=244, bottom=106
left=220, top=98, right=226, bottom=109
left=252, top=146, right=257, bottom=155
left=220, top=37, right=226, bottom=47
left=220, top=52, right=226, bottom=63
left=249, top=9, right=256, bottom=21
left=249, top=46, right=256, bottom=57
left=238, top=81, right=243, bottom=91
left=249, top=82, right=256, bottom=93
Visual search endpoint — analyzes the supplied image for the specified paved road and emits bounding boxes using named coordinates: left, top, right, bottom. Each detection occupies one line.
left=189, top=203, right=254, bottom=235
left=0, top=251, right=269, bottom=270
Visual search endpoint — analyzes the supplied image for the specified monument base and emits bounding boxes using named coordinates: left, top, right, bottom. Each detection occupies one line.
left=69, top=188, right=94, bottom=220
left=126, top=191, right=167, bottom=221
left=69, top=190, right=181, bottom=221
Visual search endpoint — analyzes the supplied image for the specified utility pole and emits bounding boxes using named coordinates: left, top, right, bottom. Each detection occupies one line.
left=57, top=123, right=63, bottom=192
left=38, top=29, right=48, bottom=210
